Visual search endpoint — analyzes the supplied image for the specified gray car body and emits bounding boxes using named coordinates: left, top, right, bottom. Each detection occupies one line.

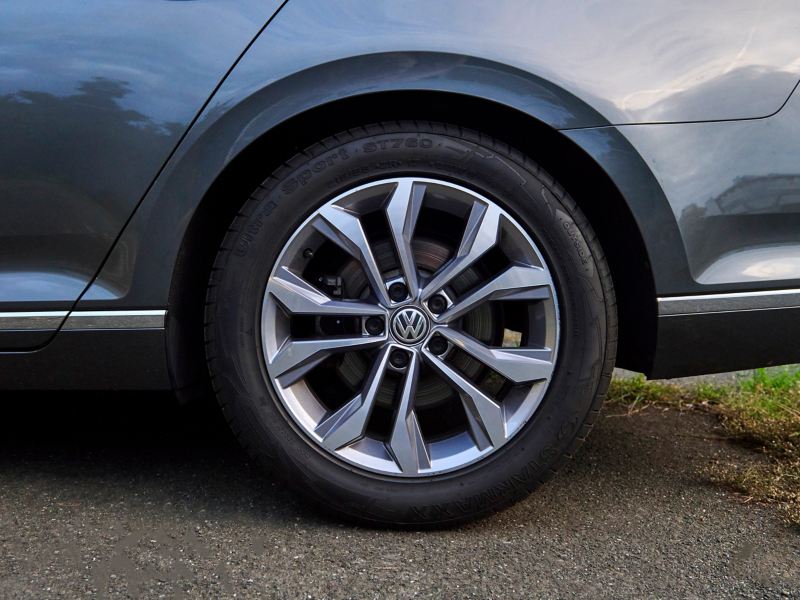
left=2, top=0, right=800, bottom=388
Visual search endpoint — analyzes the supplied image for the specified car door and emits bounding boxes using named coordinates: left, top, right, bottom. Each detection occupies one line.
left=0, top=0, right=283, bottom=349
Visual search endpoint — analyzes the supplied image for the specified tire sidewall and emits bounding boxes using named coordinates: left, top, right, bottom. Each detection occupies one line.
left=208, top=124, right=610, bottom=524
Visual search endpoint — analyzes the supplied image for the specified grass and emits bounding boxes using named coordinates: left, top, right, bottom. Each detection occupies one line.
left=607, top=368, right=800, bottom=526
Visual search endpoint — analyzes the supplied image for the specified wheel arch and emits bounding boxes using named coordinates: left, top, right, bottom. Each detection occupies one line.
left=166, top=91, right=660, bottom=401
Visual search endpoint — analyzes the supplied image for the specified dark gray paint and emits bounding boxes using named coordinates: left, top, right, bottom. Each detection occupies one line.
left=0, top=329, right=169, bottom=389
left=650, top=308, right=800, bottom=378
left=78, top=0, right=800, bottom=307
left=222, top=0, right=800, bottom=125
left=78, top=51, right=613, bottom=308
left=619, top=88, right=800, bottom=287
left=2, top=0, right=800, bottom=377
left=0, top=0, right=282, bottom=318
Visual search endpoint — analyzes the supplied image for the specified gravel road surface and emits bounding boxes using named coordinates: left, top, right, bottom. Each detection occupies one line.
left=0, top=392, right=798, bottom=598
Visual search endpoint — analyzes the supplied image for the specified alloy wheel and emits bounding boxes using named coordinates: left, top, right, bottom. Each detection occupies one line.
left=261, top=177, right=559, bottom=477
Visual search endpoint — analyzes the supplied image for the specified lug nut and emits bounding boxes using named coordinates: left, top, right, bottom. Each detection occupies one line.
left=388, top=282, right=408, bottom=302
left=389, top=349, right=410, bottom=369
left=428, top=335, right=449, bottom=356
left=428, top=294, right=448, bottom=314
left=364, top=316, right=385, bottom=335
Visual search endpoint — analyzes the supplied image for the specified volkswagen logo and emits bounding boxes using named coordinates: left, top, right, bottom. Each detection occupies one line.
left=391, top=307, right=429, bottom=344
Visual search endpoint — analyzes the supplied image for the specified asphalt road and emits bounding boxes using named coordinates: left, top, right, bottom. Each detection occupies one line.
left=0, top=392, right=798, bottom=598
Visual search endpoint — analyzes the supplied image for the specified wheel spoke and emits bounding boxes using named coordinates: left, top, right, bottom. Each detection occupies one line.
left=270, top=334, right=385, bottom=388
left=423, top=349, right=506, bottom=448
left=385, top=179, right=424, bottom=295
left=420, top=201, right=501, bottom=300
left=269, top=266, right=385, bottom=316
left=436, top=264, right=552, bottom=324
left=262, top=176, right=561, bottom=477
left=315, top=346, right=392, bottom=451
left=314, top=205, right=391, bottom=305
left=437, top=328, right=554, bottom=383
left=387, top=352, right=430, bottom=474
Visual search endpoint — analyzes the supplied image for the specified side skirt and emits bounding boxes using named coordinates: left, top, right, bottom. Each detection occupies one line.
left=650, top=290, right=800, bottom=378
left=0, top=310, right=170, bottom=390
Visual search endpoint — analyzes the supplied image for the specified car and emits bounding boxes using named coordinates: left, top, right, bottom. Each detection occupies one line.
left=3, top=0, right=800, bottom=526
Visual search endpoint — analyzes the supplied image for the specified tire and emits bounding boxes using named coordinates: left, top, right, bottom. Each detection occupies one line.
left=205, top=121, right=616, bottom=526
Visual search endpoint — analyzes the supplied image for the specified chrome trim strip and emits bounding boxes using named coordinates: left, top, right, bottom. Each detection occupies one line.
left=62, top=310, right=167, bottom=330
left=0, top=311, right=68, bottom=330
left=0, top=309, right=167, bottom=331
left=658, top=289, right=800, bottom=316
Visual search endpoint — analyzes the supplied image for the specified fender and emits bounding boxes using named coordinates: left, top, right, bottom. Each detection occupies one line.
left=77, top=50, right=687, bottom=309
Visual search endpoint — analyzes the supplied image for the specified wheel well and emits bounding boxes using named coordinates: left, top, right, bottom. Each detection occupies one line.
left=168, top=91, right=656, bottom=401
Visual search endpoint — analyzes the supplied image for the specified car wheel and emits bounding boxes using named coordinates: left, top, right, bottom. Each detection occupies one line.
left=205, top=121, right=616, bottom=526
